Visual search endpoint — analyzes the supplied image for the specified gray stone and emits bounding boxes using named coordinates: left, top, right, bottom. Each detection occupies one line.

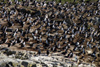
left=21, top=61, right=28, bottom=67
left=6, top=63, right=12, bottom=67
left=31, top=64, right=36, bottom=67
left=8, top=62, right=13, bottom=67
left=4, top=51, right=16, bottom=56
left=0, top=63, right=6, bottom=67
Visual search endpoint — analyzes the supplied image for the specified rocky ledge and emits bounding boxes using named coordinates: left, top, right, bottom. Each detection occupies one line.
left=0, top=46, right=95, bottom=67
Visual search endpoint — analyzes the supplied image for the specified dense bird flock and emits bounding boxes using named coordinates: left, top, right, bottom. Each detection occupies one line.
left=0, top=0, right=100, bottom=66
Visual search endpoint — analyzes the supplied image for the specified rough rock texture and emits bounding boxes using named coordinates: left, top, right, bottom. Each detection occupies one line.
left=0, top=46, right=96, bottom=67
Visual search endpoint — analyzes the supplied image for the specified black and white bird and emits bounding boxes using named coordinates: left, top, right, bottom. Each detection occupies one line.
left=8, top=42, right=12, bottom=47
left=30, top=43, right=34, bottom=48
left=46, top=50, right=49, bottom=56
left=38, top=49, right=41, bottom=55
left=67, top=50, right=73, bottom=58
left=21, top=42, right=26, bottom=48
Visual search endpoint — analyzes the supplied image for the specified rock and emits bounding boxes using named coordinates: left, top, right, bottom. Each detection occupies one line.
left=6, top=63, right=12, bottom=67
left=41, top=62, right=48, bottom=67
left=4, top=51, right=16, bottom=56
left=8, top=62, right=13, bottom=67
left=67, top=63, right=72, bottom=67
left=79, top=64, right=84, bottom=67
left=47, top=64, right=53, bottom=67
left=11, top=62, right=19, bottom=67
left=95, top=17, right=100, bottom=25
left=31, top=64, right=36, bottom=67
left=0, top=47, right=96, bottom=67
left=27, top=63, right=33, bottom=67
left=0, top=47, right=10, bottom=52
left=0, top=63, right=7, bottom=67
left=72, top=63, right=78, bottom=67
left=21, top=61, right=28, bottom=67
left=36, top=64, right=42, bottom=67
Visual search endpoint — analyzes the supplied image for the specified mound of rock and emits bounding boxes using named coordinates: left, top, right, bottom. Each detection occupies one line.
left=0, top=46, right=96, bottom=67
